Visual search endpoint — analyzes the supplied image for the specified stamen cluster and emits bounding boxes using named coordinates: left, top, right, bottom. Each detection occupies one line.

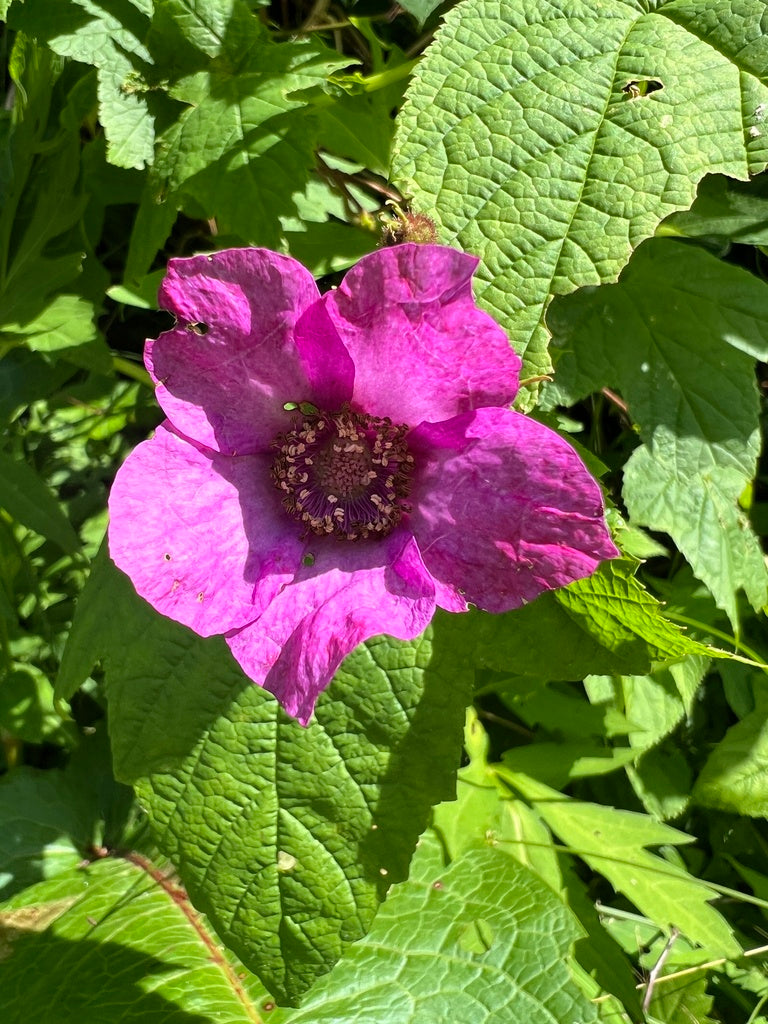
left=272, top=407, right=413, bottom=540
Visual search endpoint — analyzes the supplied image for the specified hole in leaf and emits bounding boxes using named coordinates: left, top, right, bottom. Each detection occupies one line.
left=186, top=321, right=209, bottom=335
left=623, top=79, right=663, bottom=99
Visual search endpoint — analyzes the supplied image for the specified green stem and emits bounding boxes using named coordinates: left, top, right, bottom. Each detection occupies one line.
left=664, top=611, right=767, bottom=669
left=358, top=59, right=419, bottom=92
left=592, top=903, right=658, bottom=926
left=113, top=356, right=153, bottom=388
left=747, top=992, right=768, bottom=1024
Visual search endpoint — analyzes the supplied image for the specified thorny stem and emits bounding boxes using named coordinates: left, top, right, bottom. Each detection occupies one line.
left=355, top=174, right=402, bottom=203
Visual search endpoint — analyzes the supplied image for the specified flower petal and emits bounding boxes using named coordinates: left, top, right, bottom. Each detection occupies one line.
left=147, top=249, right=320, bottom=454
left=225, top=533, right=437, bottom=725
left=322, top=244, right=521, bottom=424
left=293, top=299, right=354, bottom=410
left=108, top=423, right=304, bottom=636
left=409, top=409, right=619, bottom=612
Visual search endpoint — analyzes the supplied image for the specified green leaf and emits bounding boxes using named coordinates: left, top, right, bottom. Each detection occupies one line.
left=123, top=185, right=180, bottom=283
left=396, top=0, right=445, bottom=26
left=627, top=742, right=694, bottom=821
left=646, top=973, right=716, bottom=1024
left=176, top=114, right=322, bottom=247
left=501, top=770, right=741, bottom=958
left=283, top=220, right=378, bottom=277
left=0, top=51, right=111, bottom=372
left=0, top=41, right=80, bottom=283
left=432, top=709, right=563, bottom=892
left=471, top=559, right=699, bottom=682
left=107, top=270, right=166, bottom=310
left=0, top=450, right=79, bottom=553
left=0, top=769, right=89, bottom=901
left=620, top=667, right=687, bottom=751
left=0, top=664, right=73, bottom=746
left=152, top=0, right=240, bottom=58
left=502, top=742, right=637, bottom=789
left=158, top=9, right=342, bottom=187
left=0, top=101, right=87, bottom=330
left=0, top=854, right=271, bottom=1023
left=545, top=238, right=768, bottom=624
left=469, top=593, right=636, bottom=679
left=1, top=293, right=110, bottom=372
left=0, top=349, right=74, bottom=424
left=279, top=175, right=378, bottom=274
left=693, top=693, right=768, bottom=816
left=57, top=546, right=474, bottom=1004
left=0, top=732, right=137, bottom=901
left=150, top=5, right=346, bottom=244
left=662, top=172, right=768, bottom=245
left=318, top=65, right=406, bottom=176
left=556, top=559, right=711, bottom=664
left=282, top=836, right=599, bottom=1024
left=497, top=677, right=633, bottom=740
left=582, top=670, right=698, bottom=818
left=591, top=655, right=709, bottom=755
left=392, top=0, right=768, bottom=383
left=562, top=864, right=644, bottom=1023
left=8, top=0, right=155, bottom=169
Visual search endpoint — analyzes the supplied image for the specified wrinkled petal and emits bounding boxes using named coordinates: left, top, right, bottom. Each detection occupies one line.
left=108, top=423, right=305, bottom=636
left=321, top=243, right=521, bottom=424
left=147, top=249, right=320, bottom=455
left=225, top=533, right=437, bottom=725
left=409, top=408, right=619, bottom=612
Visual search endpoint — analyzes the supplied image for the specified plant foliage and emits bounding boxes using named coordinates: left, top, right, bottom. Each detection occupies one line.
left=2, top=0, right=768, bottom=1020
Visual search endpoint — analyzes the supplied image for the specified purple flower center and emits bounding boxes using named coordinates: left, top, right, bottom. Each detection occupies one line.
left=271, top=407, right=414, bottom=540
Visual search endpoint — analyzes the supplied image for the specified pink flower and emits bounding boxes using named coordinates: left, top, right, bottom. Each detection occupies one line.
left=108, top=245, right=618, bottom=724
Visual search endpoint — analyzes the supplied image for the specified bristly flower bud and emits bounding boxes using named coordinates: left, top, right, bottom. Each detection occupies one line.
left=382, top=206, right=438, bottom=246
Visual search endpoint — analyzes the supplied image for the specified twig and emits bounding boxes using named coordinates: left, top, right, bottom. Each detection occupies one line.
left=592, top=942, right=768, bottom=1005
left=601, top=386, right=629, bottom=415
left=642, top=927, right=679, bottom=1012
left=476, top=708, right=535, bottom=738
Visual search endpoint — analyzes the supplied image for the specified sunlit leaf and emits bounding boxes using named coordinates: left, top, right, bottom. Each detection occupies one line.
left=393, top=0, right=768, bottom=383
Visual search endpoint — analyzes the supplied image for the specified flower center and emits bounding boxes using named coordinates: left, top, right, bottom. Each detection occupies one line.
left=271, top=407, right=414, bottom=540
